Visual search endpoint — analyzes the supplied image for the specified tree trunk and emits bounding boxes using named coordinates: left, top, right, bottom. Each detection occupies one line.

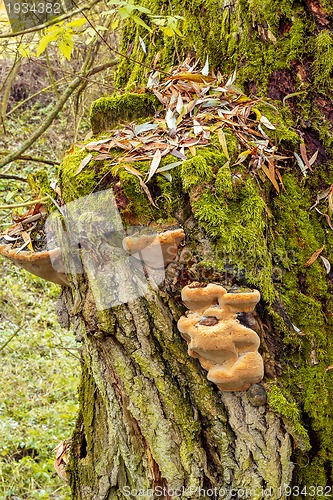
left=57, top=0, right=333, bottom=497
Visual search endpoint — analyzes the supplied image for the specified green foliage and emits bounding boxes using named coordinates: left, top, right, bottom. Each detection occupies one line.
left=0, top=259, right=78, bottom=499
left=35, top=18, right=87, bottom=60
left=105, top=0, right=183, bottom=36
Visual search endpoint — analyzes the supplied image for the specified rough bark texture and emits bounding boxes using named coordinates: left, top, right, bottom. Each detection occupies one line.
left=56, top=0, right=333, bottom=498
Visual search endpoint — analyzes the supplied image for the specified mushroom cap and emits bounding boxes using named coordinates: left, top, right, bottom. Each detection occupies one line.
left=208, top=351, right=264, bottom=391
left=219, top=289, right=260, bottom=313
left=122, top=228, right=185, bottom=267
left=0, top=244, right=68, bottom=285
left=181, top=282, right=227, bottom=313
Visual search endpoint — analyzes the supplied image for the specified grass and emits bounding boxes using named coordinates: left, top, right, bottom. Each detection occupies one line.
left=0, top=258, right=79, bottom=499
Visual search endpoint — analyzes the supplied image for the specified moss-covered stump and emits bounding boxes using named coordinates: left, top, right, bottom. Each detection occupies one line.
left=56, top=0, right=333, bottom=497
left=55, top=79, right=333, bottom=499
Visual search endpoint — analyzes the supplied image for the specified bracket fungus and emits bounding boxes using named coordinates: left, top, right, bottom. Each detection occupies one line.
left=122, top=228, right=185, bottom=268
left=0, top=244, right=68, bottom=286
left=177, top=282, right=264, bottom=392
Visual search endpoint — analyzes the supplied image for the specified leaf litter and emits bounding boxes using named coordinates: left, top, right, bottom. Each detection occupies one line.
left=80, top=58, right=301, bottom=197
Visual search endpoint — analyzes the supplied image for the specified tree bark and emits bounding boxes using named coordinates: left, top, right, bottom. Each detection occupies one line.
left=57, top=0, right=333, bottom=497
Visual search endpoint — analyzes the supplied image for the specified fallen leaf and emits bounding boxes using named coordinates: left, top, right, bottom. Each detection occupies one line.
left=259, top=115, right=276, bottom=130
left=320, top=255, right=331, bottom=274
left=21, top=231, right=34, bottom=252
left=325, top=365, right=333, bottom=372
left=170, top=72, right=215, bottom=83
left=217, top=128, right=230, bottom=160
left=292, top=324, right=305, bottom=336
left=176, top=93, right=184, bottom=114
left=138, top=36, right=147, bottom=54
left=225, top=69, right=237, bottom=87
left=123, top=165, right=158, bottom=208
left=300, top=143, right=313, bottom=171
left=294, top=152, right=307, bottom=176
left=147, top=149, right=162, bottom=182
left=201, top=56, right=209, bottom=76
left=75, top=153, right=93, bottom=175
left=156, top=161, right=182, bottom=173
left=262, top=161, right=280, bottom=194
left=309, top=149, right=319, bottom=167
left=161, top=172, right=172, bottom=181
left=165, top=109, right=177, bottom=131
left=134, top=122, right=159, bottom=135
left=193, top=119, right=203, bottom=136
left=305, top=245, right=324, bottom=267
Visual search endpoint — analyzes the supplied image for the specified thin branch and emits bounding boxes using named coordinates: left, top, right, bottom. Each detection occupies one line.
left=0, top=173, right=28, bottom=182
left=0, top=197, right=49, bottom=209
left=0, top=152, right=60, bottom=165
left=0, top=325, right=23, bottom=352
left=0, top=0, right=103, bottom=38
left=0, top=59, right=118, bottom=170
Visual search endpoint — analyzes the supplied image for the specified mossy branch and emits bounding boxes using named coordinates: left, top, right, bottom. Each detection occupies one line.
left=0, top=60, right=118, bottom=170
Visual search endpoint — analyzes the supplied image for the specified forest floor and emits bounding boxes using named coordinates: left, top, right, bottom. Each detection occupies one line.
left=0, top=56, right=88, bottom=499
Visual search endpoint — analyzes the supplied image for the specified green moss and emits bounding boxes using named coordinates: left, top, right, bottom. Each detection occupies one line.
left=27, top=170, right=55, bottom=212
left=190, top=171, right=275, bottom=302
left=90, top=93, right=160, bottom=134
left=268, top=384, right=310, bottom=450
left=215, top=162, right=233, bottom=198
left=268, top=171, right=333, bottom=486
left=59, top=147, right=99, bottom=202
left=181, top=156, right=214, bottom=192
left=313, top=31, right=333, bottom=94
left=257, top=104, right=300, bottom=147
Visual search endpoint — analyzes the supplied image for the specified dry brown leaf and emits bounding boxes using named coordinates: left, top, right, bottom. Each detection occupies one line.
left=75, top=153, right=93, bottom=176
left=261, top=162, right=280, bottom=194
left=21, top=231, right=34, bottom=252
left=305, top=245, right=325, bottom=267
left=123, top=165, right=158, bottom=208
left=300, top=143, right=313, bottom=171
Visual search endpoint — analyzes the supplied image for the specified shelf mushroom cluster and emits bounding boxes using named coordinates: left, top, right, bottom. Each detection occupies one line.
left=177, top=282, right=264, bottom=391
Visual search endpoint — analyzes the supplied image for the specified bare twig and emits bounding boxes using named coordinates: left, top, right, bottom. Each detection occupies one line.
left=0, top=197, right=49, bottom=209
left=0, top=173, right=28, bottom=182
left=71, top=0, right=172, bottom=76
left=0, top=152, right=60, bottom=165
left=1, top=58, right=21, bottom=125
left=0, top=59, right=118, bottom=170
left=0, top=325, right=24, bottom=352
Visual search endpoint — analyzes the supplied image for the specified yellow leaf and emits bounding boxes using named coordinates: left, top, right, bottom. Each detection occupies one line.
left=217, top=128, right=230, bottom=160
left=58, top=34, right=73, bottom=60
left=170, top=72, right=215, bottom=83
left=66, top=17, right=87, bottom=28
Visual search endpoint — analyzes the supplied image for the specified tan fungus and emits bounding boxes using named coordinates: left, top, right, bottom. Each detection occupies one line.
left=178, top=283, right=264, bottom=391
left=0, top=244, right=68, bottom=286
